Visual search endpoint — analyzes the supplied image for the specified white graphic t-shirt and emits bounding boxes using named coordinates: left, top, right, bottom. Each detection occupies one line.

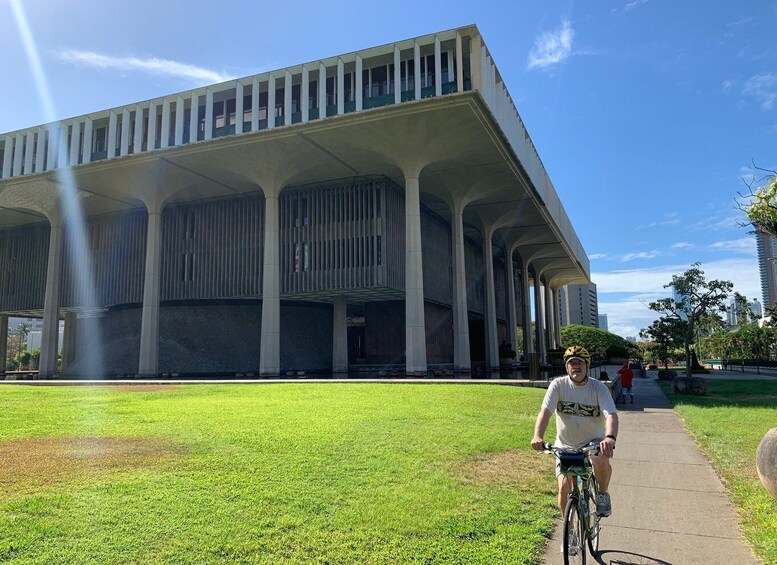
left=541, top=376, right=617, bottom=449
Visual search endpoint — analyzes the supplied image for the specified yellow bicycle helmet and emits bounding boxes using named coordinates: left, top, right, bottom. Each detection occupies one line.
left=563, top=345, right=591, bottom=365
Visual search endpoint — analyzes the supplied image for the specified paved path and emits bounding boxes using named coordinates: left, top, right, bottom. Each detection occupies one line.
left=542, top=376, right=761, bottom=565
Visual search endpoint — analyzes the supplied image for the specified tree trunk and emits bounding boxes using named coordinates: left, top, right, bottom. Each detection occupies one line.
left=685, top=333, right=692, bottom=378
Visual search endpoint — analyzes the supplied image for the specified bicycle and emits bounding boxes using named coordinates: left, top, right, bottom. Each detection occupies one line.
left=544, top=441, right=603, bottom=564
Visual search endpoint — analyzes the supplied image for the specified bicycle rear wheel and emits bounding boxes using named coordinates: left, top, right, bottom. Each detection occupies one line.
left=563, top=496, right=586, bottom=565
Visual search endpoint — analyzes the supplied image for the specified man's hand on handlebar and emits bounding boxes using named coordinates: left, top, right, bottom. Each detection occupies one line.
left=598, top=436, right=616, bottom=458
left=531, top=435, right=545, bottom=451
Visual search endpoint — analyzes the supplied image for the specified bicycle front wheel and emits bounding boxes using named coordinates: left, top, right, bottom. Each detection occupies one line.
left=563, top=496, right=586, bottom=565
left=586, top=482, right=601, bottom=556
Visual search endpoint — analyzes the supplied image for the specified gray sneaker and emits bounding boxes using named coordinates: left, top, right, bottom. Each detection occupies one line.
left=596, top=491, right=612, bottom=517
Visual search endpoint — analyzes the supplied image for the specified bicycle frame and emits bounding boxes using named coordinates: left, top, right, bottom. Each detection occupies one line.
left=544, top=443, right=602, bottom=564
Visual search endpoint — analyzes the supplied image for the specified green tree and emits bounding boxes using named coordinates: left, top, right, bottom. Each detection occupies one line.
left=742, top=171, right=777, bottom=235
left=647, top=263, right=733, bottom=377
left=640, top=317, right=685, bottom=369
left=560, top=324, right=639, bottom=362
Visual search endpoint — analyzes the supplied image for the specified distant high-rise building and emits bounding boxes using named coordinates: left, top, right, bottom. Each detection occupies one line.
left=726, top=295, right=763, bottom=326
left=598, top=314, right=609, bottom=331
left=756, top=231, right=777, bottom=309
left=625, top=336, right=637, bottom=343
left=751, top=298, right=763, bottom=319
left=558, top=283, right=599, bottom=328
left=672, top=287, right=689, bottom=321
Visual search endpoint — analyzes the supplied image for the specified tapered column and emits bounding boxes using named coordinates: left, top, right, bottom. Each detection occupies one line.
left=0, top=315, right=7, bottom=375
left=336, top=59, right=344, bottom=115
left=355, top=55, right=363, bottom=111
left=553, top=289, right=562, bottom=347
left=45, top=125, right=58, bottom=171
left=318, top=64, right=326, bottom=115
left=506, top=251, right=518, bottom=354
left=82, top=119, right=93, bottom=163
left=160, top=99, right=171, bottom=148
left=521, top=265, right=532, bottom=359
left=284, top=72, right=292, bottom=126
left=147, top=103, right=158, bottom=149
left=251, top=79, right=260, bottom=131
left=483, top=235, right=499, bottom=369
left=69, top=121, right=81, bottom=165
left=393, top=46, right=401, bottom=104
left=235, top=83, right=243, bottom=134
left=268, top=76, right=276, bottom=129
left=204, top=90, right=213, bottom=139
left=404, top=175, right=427, bottom=375
left=2, top=136, right=13, bottom=178
left=188, top=96, right=198, bottom=143
left=434, top=36, right=442, bottom=96
left=39, top=215, right=63, bottom=378
left=544, top=283, right=554, bottom=350
left=138, top=199, right=163, bottom=377
left=301, top=69, right=310, bottom=122
left=533, top=276, right=546, bottom=363
left=260, top=194, right=281, bottom=375
left=451, top=211, right=470, bottom=371
left=456, top=32, right=464, bottom=92
left=413, top=42, right=421, bottom=100
left=107, top=111, right=118, bottom=158
left=134, top=105, right=144, bottom=152
left=61, top=312, right=77, bottom=371
left=13, top=133, right=23, bottom=175
left=35, top=127, right=47, bottom=171
left=332, top=296, right=348, bottom=373
left=175, top=96, right=185, bottom=144
left=24, top=130, right=35, bottom=173
left=121, top=109, right=131, bottom=155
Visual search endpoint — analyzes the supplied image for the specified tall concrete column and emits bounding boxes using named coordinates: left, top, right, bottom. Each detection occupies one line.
left=533, top=275, right=546, bottom=363
left=138, top=199, right=163, bottom=377
left=39, top=215, right=63, bottom=378
left=505, top=251, right=518, bottom=355
left=404, top=175, right=427, bottom=375
left=332, top=296, right=348, bottom=374
left=451, top=210, right=470, bottom=371
left=520, top=263, right=532, bottom=359
left=413, top=42, right=421, bottom=100
left=268, top=76, right=276, bottom=130
left=61, top=312, right=77, bottom=372
left=483, top=234, right=499, bottom=369
left=544, top=282, right=554, bottom=350
left=553, top=288, right=561, bottom=347
left=0, top=315, right=7, bottom=375
left=260, top=194, right=281, bottom=375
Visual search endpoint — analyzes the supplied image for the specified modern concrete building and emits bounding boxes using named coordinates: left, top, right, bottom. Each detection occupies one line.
left=557, top=283, right=599, bottom=328
left=756, top=231, right=777, bottom=309
left=598, top=313, right=608, bottom=331
left=0, top=25, right=589, bottom=378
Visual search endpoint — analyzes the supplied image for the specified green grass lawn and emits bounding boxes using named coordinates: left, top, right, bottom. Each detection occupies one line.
left=658, top=379, right=777, bottom=563
left=0, top=383, right=558, bottom=564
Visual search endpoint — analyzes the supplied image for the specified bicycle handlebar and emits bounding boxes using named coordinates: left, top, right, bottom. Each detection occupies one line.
left=542, top=441, right=605, bottom=455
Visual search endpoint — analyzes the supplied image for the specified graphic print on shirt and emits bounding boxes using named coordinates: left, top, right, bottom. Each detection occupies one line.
left=557, top=401, right=601, bottom=418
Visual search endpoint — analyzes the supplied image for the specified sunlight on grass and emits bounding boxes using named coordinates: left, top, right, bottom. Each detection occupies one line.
left=0, top=384, right=558, bottom=564
left=659, top=379, right=777, bottom=563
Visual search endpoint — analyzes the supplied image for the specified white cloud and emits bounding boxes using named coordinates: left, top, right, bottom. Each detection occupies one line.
left=527, top=19, right=574, bottom=70
left=709, top=237, right=756, bottom=255
left=593, top=258, right=761, bottom=337
left=742, top=72, right=777, bottom=110
left=55, top=48, right=234, bottom=84
left=722, top=80, right=734, bottom=94
left=624, top=0, right=649, bottom=10
left=589, top=253, right=608, bottom=260
left=672, top=242, right=694, bottom=249
left=620, top=250, right=662, bottom=262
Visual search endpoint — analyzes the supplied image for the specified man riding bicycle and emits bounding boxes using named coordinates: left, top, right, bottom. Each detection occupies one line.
left=531, top=345, right=619, bottom=518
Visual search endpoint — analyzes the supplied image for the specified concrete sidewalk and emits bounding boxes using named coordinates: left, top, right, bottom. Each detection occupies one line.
left=542, top=376, right=761, bottom=564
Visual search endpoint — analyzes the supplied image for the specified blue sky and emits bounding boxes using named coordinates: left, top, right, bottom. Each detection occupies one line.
left=3, top=0, right=776, bottom=338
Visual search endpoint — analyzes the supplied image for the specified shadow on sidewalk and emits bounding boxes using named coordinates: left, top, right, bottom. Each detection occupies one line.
left=595, top=549, right=672, bottom=564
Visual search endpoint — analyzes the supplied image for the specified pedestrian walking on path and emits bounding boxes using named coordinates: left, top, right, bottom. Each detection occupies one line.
left=542, top=375, right=761, bottom=564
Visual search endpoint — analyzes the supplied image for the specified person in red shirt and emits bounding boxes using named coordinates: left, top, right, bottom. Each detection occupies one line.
left=616, top=363, right=634, bottom=404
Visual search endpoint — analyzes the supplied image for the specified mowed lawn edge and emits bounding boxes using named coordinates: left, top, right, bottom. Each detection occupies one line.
left=0, top=383, right=559, bottom=564
left=658, top=379, right=777, bottom=564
